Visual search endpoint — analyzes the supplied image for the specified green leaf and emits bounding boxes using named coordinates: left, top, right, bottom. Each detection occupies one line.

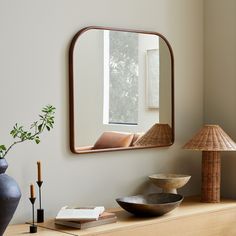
left=10, top=128, right=19, bottom=138
left=48, top=123, right=53, bottom=128
left=35, top=136, right=40, bottom=144
left=0, top=145, right=6, bottom=151
left=38, top=124, right=43, bottom=132
left=35, top=139, right=40, bottom=144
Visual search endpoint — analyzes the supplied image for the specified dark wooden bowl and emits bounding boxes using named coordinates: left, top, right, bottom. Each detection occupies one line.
left=116, top=193, right=183, bottom=216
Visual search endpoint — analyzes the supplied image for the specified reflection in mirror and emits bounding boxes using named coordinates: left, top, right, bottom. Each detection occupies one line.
left=69, top=27, right=174, bottom=154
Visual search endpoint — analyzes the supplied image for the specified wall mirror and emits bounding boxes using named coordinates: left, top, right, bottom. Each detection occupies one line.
left=69, top=26, right=174, bottom=154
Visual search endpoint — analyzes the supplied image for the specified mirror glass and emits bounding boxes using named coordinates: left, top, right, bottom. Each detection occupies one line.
left=69, top=27, right=174, bottom=154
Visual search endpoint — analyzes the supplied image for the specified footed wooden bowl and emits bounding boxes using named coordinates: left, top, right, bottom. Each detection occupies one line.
left=149, top=174, right=191, bottom=194
left=116, top=193, right=183, bottom=216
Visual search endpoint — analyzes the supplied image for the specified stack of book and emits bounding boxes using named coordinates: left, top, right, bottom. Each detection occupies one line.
left=55, top=206, right=117, bottom=230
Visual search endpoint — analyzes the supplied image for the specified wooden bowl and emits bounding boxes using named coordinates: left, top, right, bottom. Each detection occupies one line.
left=149, top=174, right=191, bottom=193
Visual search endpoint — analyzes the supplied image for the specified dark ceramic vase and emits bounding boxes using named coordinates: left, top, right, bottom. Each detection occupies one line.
left=0, top=158, right=21, bottom=236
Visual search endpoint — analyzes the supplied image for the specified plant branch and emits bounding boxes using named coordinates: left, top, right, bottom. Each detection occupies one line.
left=3, top=140, right=24, bottom=158
left=0, top=105, right=55, bottom=159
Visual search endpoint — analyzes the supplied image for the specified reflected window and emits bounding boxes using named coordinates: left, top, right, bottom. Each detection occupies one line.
left=103, top=31, right=139, bottom=125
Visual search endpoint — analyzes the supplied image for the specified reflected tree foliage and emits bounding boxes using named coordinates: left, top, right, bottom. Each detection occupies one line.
left=109, top=31, right=138, bottom=124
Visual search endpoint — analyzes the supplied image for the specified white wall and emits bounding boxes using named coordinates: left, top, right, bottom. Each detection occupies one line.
left=0, top=0, right=204, bottom=223
left=204, top=0, right=236, bottom=198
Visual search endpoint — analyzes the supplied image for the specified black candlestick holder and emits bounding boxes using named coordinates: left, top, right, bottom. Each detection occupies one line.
left=36, top=181, right=44, bottom=223
left=29, top=197, right=37, bottom=233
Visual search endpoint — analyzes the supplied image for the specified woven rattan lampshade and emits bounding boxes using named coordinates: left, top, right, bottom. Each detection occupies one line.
left=183, top=125, right=236, bottom=203
left=134, top=123, right=172, bottom=147
left=183, top=125, right=236, bottom=151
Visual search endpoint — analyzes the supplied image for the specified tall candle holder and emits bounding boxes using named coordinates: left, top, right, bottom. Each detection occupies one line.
left=29, top=197, right=37, bottom=233
left=36, top=181, right=44, bottom=223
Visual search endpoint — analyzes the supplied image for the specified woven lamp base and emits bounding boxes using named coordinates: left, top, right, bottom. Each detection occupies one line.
left=201, top=151, right=221, bottom=203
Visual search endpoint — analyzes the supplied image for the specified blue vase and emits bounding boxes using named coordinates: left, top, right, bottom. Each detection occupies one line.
left=0, top=158, right=21, bottom=236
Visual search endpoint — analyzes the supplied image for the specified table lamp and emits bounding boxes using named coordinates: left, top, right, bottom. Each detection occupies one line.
left=134, top=123, right=172, bottom=147
left=183, top=125, right=236, bottom=203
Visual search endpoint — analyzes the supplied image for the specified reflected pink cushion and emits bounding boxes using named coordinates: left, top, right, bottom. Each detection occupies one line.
left=92, top=131, right=134, bottom=149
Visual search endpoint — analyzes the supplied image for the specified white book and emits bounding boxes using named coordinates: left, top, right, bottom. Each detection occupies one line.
left=56, top=206, right=105, bottom=221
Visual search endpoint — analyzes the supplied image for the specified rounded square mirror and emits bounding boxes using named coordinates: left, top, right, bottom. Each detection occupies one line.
left=69, top=26, right=174, bottom=154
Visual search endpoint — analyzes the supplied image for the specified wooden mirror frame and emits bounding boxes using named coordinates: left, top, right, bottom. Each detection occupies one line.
left=69, top=26, right=175, bottom=154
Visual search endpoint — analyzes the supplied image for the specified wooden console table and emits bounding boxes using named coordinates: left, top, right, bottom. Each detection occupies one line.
left=5, top=197, right=236, bottom=236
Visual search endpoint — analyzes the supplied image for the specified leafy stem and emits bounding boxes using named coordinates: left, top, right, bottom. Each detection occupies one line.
left=0, top=105, right=56, bottom=159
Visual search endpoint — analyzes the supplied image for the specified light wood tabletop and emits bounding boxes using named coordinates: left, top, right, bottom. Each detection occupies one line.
left=5, top=196, right=236, bottom=236
left=5, top=223, right=70, bottom=236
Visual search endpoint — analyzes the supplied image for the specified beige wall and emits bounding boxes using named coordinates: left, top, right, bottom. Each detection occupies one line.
left=159, top=38, right=172, bottom=125
left=204, top=0, right=236, bottom=198
left=0, top=0, right=204, bottom=223
left=75, top=29, right=104, bottom=146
